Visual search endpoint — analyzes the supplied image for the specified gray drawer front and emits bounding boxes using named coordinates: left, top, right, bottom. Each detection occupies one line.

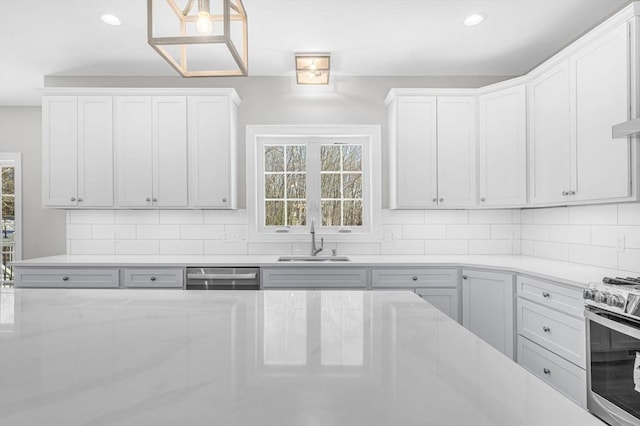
left=372, top=268, right=457, bottom=288
left=262, top=268, right=367, bottom=289
left=124, top=268, right=184, bottom=288
left=15, top=268, right=119, bottom=288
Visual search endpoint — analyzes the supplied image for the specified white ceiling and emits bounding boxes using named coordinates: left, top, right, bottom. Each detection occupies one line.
left=0, top=0, right=632, bottom=106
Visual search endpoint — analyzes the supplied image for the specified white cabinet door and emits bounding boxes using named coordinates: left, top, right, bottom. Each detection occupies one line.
left=115, top=97, right=154, bottom=207
left=572, top=22, right=632, bottom=202
left=390, top=96, right=438, bottom=208
left=436, top=97, right=476, bottom=207
left=415, top=288, right=460, bottom=323
left=77, top=96, right=113, bottom=207
left=42, top=96, right=78, bottom=207
left=188, top=96, right=235, bottom=208
left=528, top=62, right=573, bottom=205
left=462, top=269, right=515, bottom=359
left=152, top=97, right=188, bottom=207
left=478, top=86, right=527, bottom=207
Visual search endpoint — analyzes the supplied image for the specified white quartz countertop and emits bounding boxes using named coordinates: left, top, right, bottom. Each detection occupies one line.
left=0, top=289, right=603, bottom=426
left=12, top=254, right=640, bottom=288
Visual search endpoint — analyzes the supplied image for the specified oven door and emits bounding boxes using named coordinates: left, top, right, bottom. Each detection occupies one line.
left=586, top=307, right=640, bottom=426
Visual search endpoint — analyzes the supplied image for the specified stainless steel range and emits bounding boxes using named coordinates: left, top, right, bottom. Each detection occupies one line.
left=583, top=277, right=640, bottom=426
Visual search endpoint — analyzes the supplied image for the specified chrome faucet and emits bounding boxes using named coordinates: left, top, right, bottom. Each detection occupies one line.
left=310, top=217, right=324, bottom=256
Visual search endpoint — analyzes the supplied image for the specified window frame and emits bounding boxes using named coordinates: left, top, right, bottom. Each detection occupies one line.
left=247, top=125, right=381, bottom=242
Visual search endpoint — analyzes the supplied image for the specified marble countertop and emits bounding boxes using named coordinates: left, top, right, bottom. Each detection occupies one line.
left=12, top=254, right=639, bottom=288
left=0, top=289, right=603, bottom=426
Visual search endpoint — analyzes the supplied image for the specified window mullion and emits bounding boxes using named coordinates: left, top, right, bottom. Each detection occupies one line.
left=306, top=143, right=321, bottom=227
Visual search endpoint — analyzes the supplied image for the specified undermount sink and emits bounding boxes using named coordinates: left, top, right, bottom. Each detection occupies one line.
left=277, top=255, right=351, bottom=262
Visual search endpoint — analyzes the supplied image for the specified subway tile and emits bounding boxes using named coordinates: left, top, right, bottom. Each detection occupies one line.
left=116, top=240, right=159, bottom=255
left=382, top=224, right=403, bottom=241
left=569, top=244, right=618, bottom=270
left=115, top=210, right=159, bottom=224
left=159, top=240, right=204, bottom=255
left=402, top=224, right=446, bottom=240
left=424, top=240, right=468, bottom=255
left=292, top=242, right=337, bottom=255
left=568, top=204, right=617, bottom=225
left=159, top=210, right=204, bottom=224
left=66, top=224, right=92, bottom=240
left=512, top=241, right=521, bottom=255
left=424, top=210, right=468, bottom=224
left=248, top=242, right=292, bottom=255
left=381, top=209, right=424, bottom=225
left=180, top=224, right=224, bottom=240
left=136, top=225, right=181, bottom=240
left=521, top=224, right=549, bottom=241
left=520, top=209, right=533, bottom=224
left=224, top=224, right=248, bottom=241
left=491, top=225, right=519, bottom=240
left=469, top=209, right=514, bottom=224
left=91, top=224, right=136, bottom=240
left=68, top=210, right=115, bottom=224
left=532, top=207, right=569, bottom=225
left=619, top=203, right=640, bottom=225
left=204, top=241, right=249, bottom=255
left=381, top=240, right=424, bottom=255
left=619, top=249, right=640, bottom=273
left=469, top=240, right=513, bottom=255
left=446, top=224, right=490, bottom=240
left=335, top=243, right=381, bottom=255
left=533, top=241, right=569, bottom=262
left=547, top=225, right=590, bottom=245
left=591, top=226, right=618, bottom=248
left=69, top=240, right=115, bottom=255
left=521, top=240, right=534, bottom=256
left=619, top=226, right=640, bottom=249
left=204, top=209, right=248, bottom=225
left=511, top=209, right=521, bottom=224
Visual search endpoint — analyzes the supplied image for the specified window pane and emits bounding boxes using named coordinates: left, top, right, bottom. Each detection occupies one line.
left=321, top=145, right=341, bottom=171
left=286, top=174, right=306, bottom=199
left=342, top=145, right=362, bottom=172
left=265, top=174, right=284, bottom=199
left=287, top=201, right=307, bottom=226
left=321, top=200, right=341, bottom=226
left=265, top=146, right=284, bottom=172
left=1, top=168, right=14, bottom=195
left=265, top=201, right=285, bottom=226
left=343, top=200, right=363, bottom=226
left=343, top=173, right=362, bottom=199
left=321, top=174, right=340, bottom=198
left=286, top=146, right=306, bottom=172
left=2, top=197, right=14, bottom=219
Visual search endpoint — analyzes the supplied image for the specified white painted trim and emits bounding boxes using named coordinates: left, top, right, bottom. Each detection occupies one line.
left=0, top=153, right=22, bottom=262
left=42, top=88, right=241, bottom=105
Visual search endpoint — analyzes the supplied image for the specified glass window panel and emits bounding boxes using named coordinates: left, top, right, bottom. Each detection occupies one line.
left=286, top=146, right=306, bottom=172
left=287, top=201, right=307, bottom=226
left=1, top=167, right=14, bottom=195
left=265, top=174, right=284, bottom=199
left=321, top=200, right=341, bottom=226
left=343, top=173, right=362, bottom=199
left=2, top=197, right=14, bottom=220
left=265, top=201, right=285, bottom=226
left=321, top=174, right=341, bottom=198
left=286, top=174, right=306, bottom=199
left=342, top=145, right=362, bottom=172
left=264, top=146, right=284, bottom=172
left=343, top=200, right=363, bottom=226
left=321, top=145, right=341, bottom=171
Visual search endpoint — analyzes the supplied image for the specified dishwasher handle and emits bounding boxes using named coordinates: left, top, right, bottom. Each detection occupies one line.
left=187, top=273, right=257, bottom=280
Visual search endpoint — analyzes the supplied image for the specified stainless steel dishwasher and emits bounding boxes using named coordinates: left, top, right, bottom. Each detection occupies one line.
left=186, top=267, right=260, bottom=290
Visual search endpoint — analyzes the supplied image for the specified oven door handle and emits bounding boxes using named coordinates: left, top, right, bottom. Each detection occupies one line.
left=187, top=273, right=257, bottom=280
left=585, top=309, right=640, bottom=340
left=589, top=392, right=640, bottom=426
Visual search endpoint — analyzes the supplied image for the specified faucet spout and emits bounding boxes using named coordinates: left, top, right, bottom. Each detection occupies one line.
left=310, top=217, right=324, bottom=256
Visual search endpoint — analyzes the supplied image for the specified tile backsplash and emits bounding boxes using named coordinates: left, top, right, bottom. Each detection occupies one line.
left=66, top=203, right=640, bottom=272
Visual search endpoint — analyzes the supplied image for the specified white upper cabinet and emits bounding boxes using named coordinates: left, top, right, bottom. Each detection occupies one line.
left=528, top=62, right=573, bottom=205
left=43, top=96, right=113, bottom=208
left=571, top=21, right=633, bottom=203
left=387, top=92, right=475, bottom=209
left=188, top=95, right=239, bottom=209
left=478, top=85, right=527, bottom=207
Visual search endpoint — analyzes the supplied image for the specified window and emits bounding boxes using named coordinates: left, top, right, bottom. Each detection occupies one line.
left=247, top=126, right=381, bottom=241
left=0, top=154, right=20, bottom=288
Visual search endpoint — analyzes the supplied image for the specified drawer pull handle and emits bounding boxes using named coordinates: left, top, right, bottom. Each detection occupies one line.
left=462, top=275, right=468, bottom=280
left=543, top=368, right=551, bottom=375
left=542, top=292, right=550, bottom=298
left=150, top=276, right=156, bottom=281
left=542, top=326, right=551, bottom=333
left=412, top=276, right=418, bottom=281
left=62, top=276, right=69, bottom=281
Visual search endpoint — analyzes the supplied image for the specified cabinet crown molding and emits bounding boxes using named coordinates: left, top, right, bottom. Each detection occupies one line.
left=41, top=88, right=241, bottom=105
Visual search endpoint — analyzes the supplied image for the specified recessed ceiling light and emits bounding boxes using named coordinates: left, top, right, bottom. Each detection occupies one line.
left=464, top=13, right=486, bottom=26
left=100, top=14, right=121, bottom=26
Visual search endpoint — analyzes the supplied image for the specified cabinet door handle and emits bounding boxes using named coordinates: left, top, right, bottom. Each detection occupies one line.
left=152, top=197, right=158, bottom=202
left=77, top=197, right=83, bottom=202
left=412, top=276, right=418, bottom=281
left=432, top=198, right=438, bottom=203
left=70, top=197, right=76, bottom=202
left=542, top=326, right=551, bottom=333
left=62, top=276, right=69, bottom=281
left=542, top=292, right=550, bottom=298
left=439, top=198, right=444, bottom=202
left=462, top=275, right=468, bottom=280
left=480, top=197, right=486, bottom=202
left=543, top=368, right=551, bottom=375
left=150, top=276, right=156, bottom=281
left=146, top=197, right=151, bottom=202
left=568, top=190, right=575, bottom=195
left=562, top=191, right=569, bottom=196
left=222, top=197, right=227, bottom=203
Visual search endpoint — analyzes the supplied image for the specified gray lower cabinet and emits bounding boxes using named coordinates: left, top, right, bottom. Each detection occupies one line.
left=14, top=267, right=120, bottom=288
left=261, top=267, right=368, bottom=289
left=123, top=268, right=184, bottom=289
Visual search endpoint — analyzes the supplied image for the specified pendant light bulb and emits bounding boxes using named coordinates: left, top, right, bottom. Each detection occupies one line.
left=196, top=11, right=213, bottom=34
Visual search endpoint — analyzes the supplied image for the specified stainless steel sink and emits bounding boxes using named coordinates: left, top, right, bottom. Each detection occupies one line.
left=277, top=255, right=351, bottom=262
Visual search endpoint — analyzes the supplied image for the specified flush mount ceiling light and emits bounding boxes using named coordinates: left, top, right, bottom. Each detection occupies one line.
left=100, top=14, right=122, bottom=26
left=295, top=53, right=330, bottom=85
left=147, top=0, right=248, bottom=77
left=464, top=13, right=486, bottom=26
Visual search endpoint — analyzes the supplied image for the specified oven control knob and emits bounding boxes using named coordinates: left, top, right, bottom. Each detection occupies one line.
left=608, top=294, right=625, bottom=308
left=595, top=292, right=610, bottom=304
left=583, top=289, right=596, bottom=300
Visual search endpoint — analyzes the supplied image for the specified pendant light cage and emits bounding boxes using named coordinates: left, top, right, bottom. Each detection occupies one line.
left=147, top=0, right=248, bottom=77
